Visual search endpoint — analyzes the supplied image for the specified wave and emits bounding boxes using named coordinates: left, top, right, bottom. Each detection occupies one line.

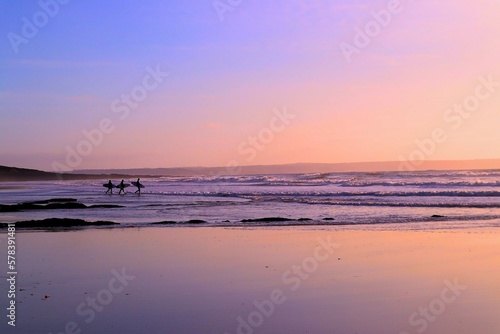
left=280, top=198, right=500, bottom=208
left=150, top=171, right=500, bottom=189
left=161, top=189, right=500, bottom=198
left=339, top=180, right=500, bottom=188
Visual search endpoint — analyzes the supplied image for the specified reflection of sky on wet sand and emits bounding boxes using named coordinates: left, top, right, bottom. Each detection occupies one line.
left=1, top=228, right=499, bottom=334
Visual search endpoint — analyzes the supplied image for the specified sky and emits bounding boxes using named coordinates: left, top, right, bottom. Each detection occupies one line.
left=1, top=0, right=500, bottom=171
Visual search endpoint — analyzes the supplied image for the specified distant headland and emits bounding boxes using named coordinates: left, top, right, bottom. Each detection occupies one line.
left=2, top=159, right=500, bottom=182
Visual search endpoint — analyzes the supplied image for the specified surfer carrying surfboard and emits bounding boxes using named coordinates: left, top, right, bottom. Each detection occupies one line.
left=105, top=180, right=114, bottom=194
left=118, top=180, right=126, bottom=195
left=134, top=178, right=142, bottom=194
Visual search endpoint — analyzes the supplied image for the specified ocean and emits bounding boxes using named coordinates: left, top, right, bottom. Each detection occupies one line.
left=2, top=169, right=500, bottom=230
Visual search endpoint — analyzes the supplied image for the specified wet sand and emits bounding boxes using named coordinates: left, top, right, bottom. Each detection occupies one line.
left=0, top=227, right=499, bottom=334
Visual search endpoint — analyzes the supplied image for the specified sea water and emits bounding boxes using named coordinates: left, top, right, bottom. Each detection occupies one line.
left=2, top=170, right=500, bottom=229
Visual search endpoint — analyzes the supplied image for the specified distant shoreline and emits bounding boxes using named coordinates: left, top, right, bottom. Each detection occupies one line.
left=3, top=159, right=500, bottom=182
left=0, top=165, right=153, bottom=182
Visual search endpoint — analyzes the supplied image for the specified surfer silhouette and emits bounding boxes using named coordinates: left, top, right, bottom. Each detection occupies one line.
left=135, top=178, right=142, bottom=194
left=105, top=180, right=113, bottom=194
left=118, top=180, right=126, bottom=195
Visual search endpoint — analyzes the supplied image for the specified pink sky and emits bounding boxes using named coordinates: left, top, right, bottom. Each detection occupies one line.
left=2, top=0, right=500, bottom=170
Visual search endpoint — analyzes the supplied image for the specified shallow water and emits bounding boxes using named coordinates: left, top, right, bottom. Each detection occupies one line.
left=2, top=170, right=500, bottom=229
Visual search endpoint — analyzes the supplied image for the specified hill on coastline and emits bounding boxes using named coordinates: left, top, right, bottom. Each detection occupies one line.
left=0, top=166, right=138, bottom=182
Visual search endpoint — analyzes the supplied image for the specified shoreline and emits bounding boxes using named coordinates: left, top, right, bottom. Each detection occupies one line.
left=2, top=197, right=500, bottom=231
left=2, top=220, right=500, bottom=233
left=3, top=215, right=500, bottom=231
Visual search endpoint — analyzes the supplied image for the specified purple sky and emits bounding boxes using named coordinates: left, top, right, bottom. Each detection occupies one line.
left=1, top=0, right=500, bottom=171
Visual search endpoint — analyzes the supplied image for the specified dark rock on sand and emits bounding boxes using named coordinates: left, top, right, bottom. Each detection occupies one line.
left=146, top=220, right=208, bottom=226
left=185, top=220, right=207, bottom=224
left=0, top=198, right=123, bottom=212
left=0, top=205, right=20, bottom=212
left=149, top=219, right=207, bottom=225
left=150, top=221, right=177, bottom=225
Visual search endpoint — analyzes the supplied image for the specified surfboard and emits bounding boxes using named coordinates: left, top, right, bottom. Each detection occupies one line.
left=103, top=183, right=116, bottom=189
left=131, top=181, right=145, bottom=188
left=116, top=184, right=130, bottom=189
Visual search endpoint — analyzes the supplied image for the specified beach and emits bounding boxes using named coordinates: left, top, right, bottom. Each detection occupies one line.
left=1, top=226, right=499, bottom=334
left=4, top=0, right=500, bottom=333
left=1, top=172, right=500, bottom=333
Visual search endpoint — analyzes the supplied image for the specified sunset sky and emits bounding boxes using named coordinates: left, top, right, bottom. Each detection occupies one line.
left=1, top=0, right=500, bottom=171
